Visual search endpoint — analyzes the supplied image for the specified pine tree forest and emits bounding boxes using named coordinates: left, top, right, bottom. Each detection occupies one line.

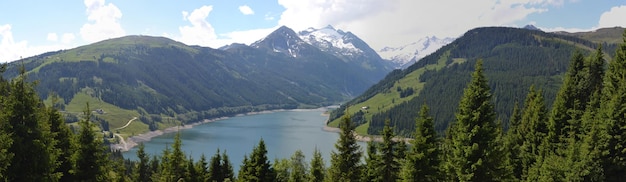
left=1, top=31, right=625, bottom=181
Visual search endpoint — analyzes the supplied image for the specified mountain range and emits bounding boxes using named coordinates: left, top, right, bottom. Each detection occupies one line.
left=2, top=25, right=392, bottom=135
left=328, top=26, right=625, bottom=136
left=3, top=24, right=623, bottom=139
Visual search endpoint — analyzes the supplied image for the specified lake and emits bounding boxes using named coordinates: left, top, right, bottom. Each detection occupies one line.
left=122, top=108, right=350, bottom=171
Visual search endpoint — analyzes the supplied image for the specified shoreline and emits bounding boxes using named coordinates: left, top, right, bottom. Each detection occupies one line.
left=321, top=125, right=411, bottom=143
left=111, top=107, right=330, bottom=152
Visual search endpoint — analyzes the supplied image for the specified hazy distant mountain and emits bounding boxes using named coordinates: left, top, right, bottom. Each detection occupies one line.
left=378, top=36, right=455, bottom=68
left=553, top=26, right=625, bottom=45
left=523, top=24, right=542, bottom=31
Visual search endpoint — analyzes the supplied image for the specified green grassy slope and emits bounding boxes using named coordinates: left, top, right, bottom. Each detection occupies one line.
left=331, top=27, right=623, bottom=136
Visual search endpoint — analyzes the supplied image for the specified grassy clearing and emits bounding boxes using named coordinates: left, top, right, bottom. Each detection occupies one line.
left=65, top=89, right=148, bottom=138
left=329, top=50, right=452, bottom=135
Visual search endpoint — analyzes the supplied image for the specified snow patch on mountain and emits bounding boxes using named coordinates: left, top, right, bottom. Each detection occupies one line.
left=379, top=36, right=455, bottom=68
left=298, top=25, right=362, bottom=56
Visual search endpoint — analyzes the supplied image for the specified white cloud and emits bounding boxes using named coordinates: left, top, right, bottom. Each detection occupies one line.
left=599, top=5, right=626, bottom=28
left=0, top=24, right=75, bottom=63
left=239, top=5, right=255, bottom=15
left=275, top=0, right=568, bottom=49
left=177, top=6, right=275, bottom=48
left=1, top=24, right=28, bottom=62
left=178, top=6, right=219, bottom=47
left=80, top=0, right=125, bottom=43
left=220, top=27, right=277, bottom=45
left=47, top=33, right=58, bottom=41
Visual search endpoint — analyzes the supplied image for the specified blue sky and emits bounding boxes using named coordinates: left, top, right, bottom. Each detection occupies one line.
left=1, top=0, right=625, bottom=62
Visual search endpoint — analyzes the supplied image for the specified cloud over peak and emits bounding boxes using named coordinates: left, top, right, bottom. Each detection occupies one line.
left=80, top=0, right=125, bottom=43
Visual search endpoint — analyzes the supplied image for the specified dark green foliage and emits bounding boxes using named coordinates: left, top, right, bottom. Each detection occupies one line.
left=0, top=132, right=12, bottom=181
left=308, top=148, right=325, bottom=182
left=445, top=60, right=512, bottom=181
left=274, top=158, right=290, bottom=182
left=362, top=141, right=382, bottom=182
left=1, top=69, right=56, bottom=181
left=517, top=86, right=548, bottom=180
left=159, top=132, right=187, bottom=181
left=194, top=154, right=210, bottom=181
left=328, top=115, right=363, bottom=182
left=208, top=149, right=224, bottom=182
left=504, top=101, right=523, bottom=180
left=401, top=105, right=441, bottom=182
left=238, top=139, right=275, bottom=182
left=208, top=149, right=234, bottom=182
left=46, top=95, right=74, bottom=181
left=273, top=150, right=308, bottom=182
left=289, top=150, right=307, bottom=182
left=72, top=104, right=109, bottom=181
left=548, top=50, right=597, bottom=146
left=380, top=119, right=400, bottom=181
left=221, top=151, right=235, bottom=181
left=133, top=143, right=152, bottom=182
left=598, top=30, right=626, bottom=182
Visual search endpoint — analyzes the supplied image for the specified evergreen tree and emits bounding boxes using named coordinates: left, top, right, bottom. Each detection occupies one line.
left=504, top=101, right=522, bottom=180
left=289, top=150, right=307, bottom=182
left=1, top=69, right=56, bottom=181
left=274, top=158, right=290, bottom=182
left=308, top=148, right=325, bottom=182
left=328, top=114, right=363, bottom=182
left=598, top=30, right=626, bottom=182
left=195, top=154, right=210, bottom=181
left=209, top=149, right=224, bottom=182
left=72, top=104, right=109, bottom=181
left=160, top=132, right=187, bottom=181
left=238, top=139, right=275, bottom=182
left=401, top=104, right=441, bottom=182
left=380, top=119, right=400, bottom=182
left=0, top=65, right=10, bottom=181
left=518, top=86, right=548, bottom=180
left=221, top=151, right=235, bottom=181
left=184, top=156, right=199, bottom=182
left=548, top=49, right=599, bottom=146
left=0, top=132, right=12, bottom=181
left=133, top=143, right=152, bottom=182
left=46, top=95, right=74, bottom=181
left=362, top=141, right=382, bottom=182
left=445, top=60, right=511, bottom=181
left=149, top=155, right=161, bottom=181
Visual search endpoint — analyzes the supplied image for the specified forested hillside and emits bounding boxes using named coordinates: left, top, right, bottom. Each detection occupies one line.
left=2, top=28, right=391, bottom=136
left=329, top=27, right=623, bottom=136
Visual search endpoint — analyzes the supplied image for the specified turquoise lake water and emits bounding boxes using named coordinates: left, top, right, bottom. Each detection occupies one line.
left=122, top=109, right=351, bottom=171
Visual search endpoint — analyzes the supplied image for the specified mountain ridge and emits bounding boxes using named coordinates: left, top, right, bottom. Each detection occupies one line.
left=329, top=26, right=623, bottom=136
left=2, top=25, right=392, bottom=137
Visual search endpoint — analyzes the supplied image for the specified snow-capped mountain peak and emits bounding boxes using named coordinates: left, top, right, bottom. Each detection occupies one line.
left=251, top=26, right=309, bottom=58
left=378, top=36, right=455, bottom=68
left=298, top=25, right=362, bottom=56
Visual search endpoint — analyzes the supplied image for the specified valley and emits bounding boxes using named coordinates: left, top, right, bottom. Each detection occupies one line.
left=1, top=24, right=625, bottom=181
